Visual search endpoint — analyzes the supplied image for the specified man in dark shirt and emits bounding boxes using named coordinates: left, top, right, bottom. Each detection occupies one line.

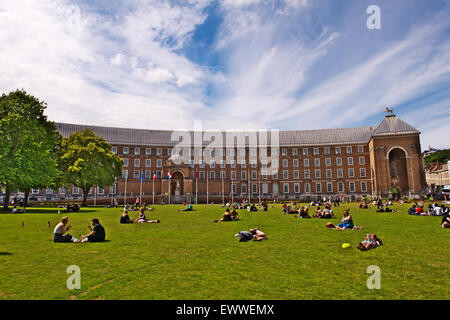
left=441, top=214, right=450, bottom=229
left=81, top=218, right=106, bottom=242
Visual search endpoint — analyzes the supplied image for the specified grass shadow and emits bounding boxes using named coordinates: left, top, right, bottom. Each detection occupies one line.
left=0, top=252, right=13, bottom=256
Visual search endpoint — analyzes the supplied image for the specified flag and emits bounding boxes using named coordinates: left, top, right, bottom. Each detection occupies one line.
left=141, top=173, right=145, bottom=183
left=167, top=171, right=172, bottom=179
left=195, top=170, right=199, bottom=180
left=153, top=174, right=157, bottom=180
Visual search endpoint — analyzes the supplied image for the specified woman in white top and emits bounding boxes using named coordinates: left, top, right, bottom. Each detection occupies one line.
left=53, top=216, right=78, bottom=243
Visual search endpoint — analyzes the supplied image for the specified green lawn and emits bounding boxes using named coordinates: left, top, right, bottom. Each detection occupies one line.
left=0, top=203, right=448, bottom=300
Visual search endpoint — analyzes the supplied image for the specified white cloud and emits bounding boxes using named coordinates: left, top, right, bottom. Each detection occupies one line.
left=0, top=0, right=213, bottom=130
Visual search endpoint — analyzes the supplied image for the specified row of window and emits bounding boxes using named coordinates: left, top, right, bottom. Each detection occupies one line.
left=113, top=146, right=366, bottom=157
left=122, top=167, right=367, bottom=180
left=121, top=157, right=367, bottom=169
left=32, top=186, right=116, bottom=195
left=231, top=181, right=368, bottom=194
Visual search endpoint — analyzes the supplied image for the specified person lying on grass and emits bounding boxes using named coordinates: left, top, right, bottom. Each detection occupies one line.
left=120, top=210, right=133, bottom=224
left=235, top=228, right=267, bottom=241
left=135, top=208, right=160, bottom=223
left=357, top=233, right=382, bottom=251
left=53, top=216, right=79, bottom=243
left=80, top=218, right=105, bottom=243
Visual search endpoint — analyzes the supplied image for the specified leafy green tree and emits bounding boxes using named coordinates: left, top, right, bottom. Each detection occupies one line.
left=0, top=90, right=61, bottom=211
left=424, top=149, right=450, bottom=165
left=59, top=129, right=123, bottom=206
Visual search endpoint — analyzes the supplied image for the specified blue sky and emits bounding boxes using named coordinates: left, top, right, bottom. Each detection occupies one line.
left=0, top=0, right=449, bottom=148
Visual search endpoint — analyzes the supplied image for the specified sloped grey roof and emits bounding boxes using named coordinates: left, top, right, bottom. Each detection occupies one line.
left=55, top=115, right=419, bottom=147
left=373, top=115, right=420, bottom=136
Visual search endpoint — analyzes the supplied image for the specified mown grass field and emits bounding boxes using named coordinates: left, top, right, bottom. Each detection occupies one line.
left=0, top=203, right=448, bottom=300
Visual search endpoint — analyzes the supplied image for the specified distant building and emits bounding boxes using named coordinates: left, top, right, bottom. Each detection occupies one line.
left=423, top=146, right=440, bottom=157
left=425, top=161, right=450, bottom=190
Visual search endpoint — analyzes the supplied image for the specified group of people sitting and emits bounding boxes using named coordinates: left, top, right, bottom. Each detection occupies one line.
left=217, top=208, right=240, bottom=222
left=11, top=206, right=26, bottom=214
left=374, top=199, right=398, bottom=212
left=53, top=217, right=105, bottom=243
left=312, top=205, right=336, bottom=219
left=120, top=206, right=160, bottom=224
left=283, top=203, right=335, bottom=219
left=222, top=201, right=268, bottom=211
left=408, top=202, right=449, bottom=216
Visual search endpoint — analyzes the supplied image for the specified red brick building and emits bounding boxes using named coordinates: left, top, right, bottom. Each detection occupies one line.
left=25, top=114, right=426, bottom=204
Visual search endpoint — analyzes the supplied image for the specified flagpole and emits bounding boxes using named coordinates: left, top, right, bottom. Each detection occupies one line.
left=222, top=176, right=224, bottom=205
left=231, top=176, right=234, bottom=204
left=258, top=172, right=261, bottom=204
left=169, top=174, right=171, bottom=205
left=152, top=175, right=155, bottom=205
left=206, top=172, right=209, bottom=205
left=124, top=176, right=127, bottom=206
left=196, top=171, right=198, bottom=205
left=248, top=170, right=251, bottom=204
left=140, top=170, right=143, bottom=205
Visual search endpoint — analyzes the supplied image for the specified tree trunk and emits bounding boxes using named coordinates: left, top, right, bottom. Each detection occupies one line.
left=24, top=189, right=30, bottom=207
left=82, top=187, right=89, bottom=207
left=3, top=184, right=11, bottom=212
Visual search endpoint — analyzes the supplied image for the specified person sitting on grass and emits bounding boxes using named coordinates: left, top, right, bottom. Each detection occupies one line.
left=324, top=206, right=335, bottom=218
left=298, top=206, right=311, bottom=218
left=336, top=210, right=354, bottom=229
left=408, top=204, right=417, bottom=215
left=230, top=209, right=240, bottom=221
left=120, top=210, right=133, bottom=224
left=441, top=205, right=449, bottom=216
left=357, top=233, right=382, bottom=251
left=432, top=205, right=442, bottom=216
left=248, top=204, right=258, bottom=212
left=359, top=201, right=369, bottom=209
left=179, top=204, right=193, bottom=212
left=416, top=204, right=424, bottom=215
left=80, top=218, right=106, bottom=242
left=260, top=203, right=268, bottom=211
left=53, top=216, right=79, bottom=243
left=220, top=209, right=233, bottom=221
left=313, top=206, right=323, bottom=218
left=441, top=213, right=450, bottom=228
left=326, top=210, right=362, bottom=230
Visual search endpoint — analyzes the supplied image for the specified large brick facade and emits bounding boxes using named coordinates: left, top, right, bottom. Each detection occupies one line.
left=21, top=114, right=426, bottom=204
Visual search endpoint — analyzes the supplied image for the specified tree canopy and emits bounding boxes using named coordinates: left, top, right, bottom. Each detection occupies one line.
left=424, top=149, right=450, bottom=165
left=59, top=129, right=123, bottom=206
left=0, top=90, right=61, bottom=210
